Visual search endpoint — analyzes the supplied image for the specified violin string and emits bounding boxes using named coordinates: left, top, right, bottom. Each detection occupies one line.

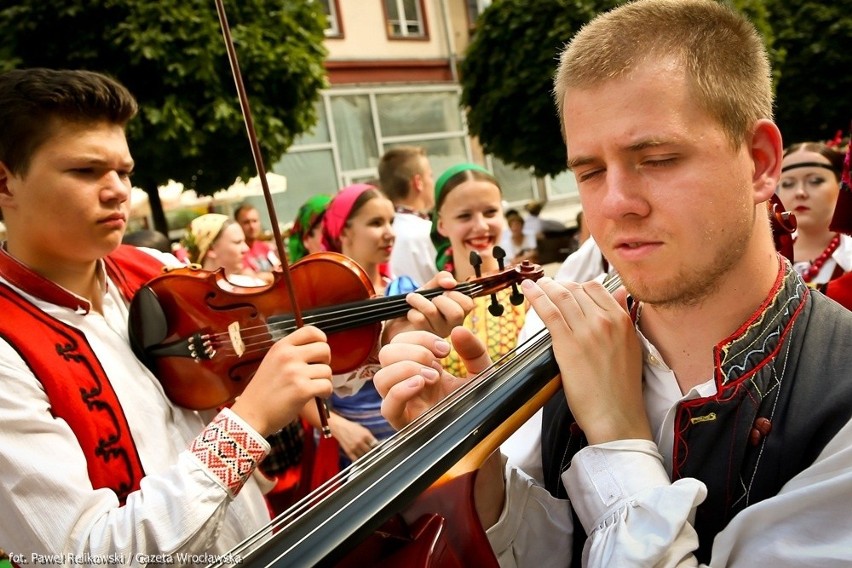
left=200, top=282, right=487, bottom=357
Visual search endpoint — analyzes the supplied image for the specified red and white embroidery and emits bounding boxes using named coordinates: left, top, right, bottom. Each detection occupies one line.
left=190, top=409, right=269, bottom=496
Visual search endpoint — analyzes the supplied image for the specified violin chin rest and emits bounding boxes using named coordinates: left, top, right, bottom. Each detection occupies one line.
left=128, top=286, right=168, bottom=355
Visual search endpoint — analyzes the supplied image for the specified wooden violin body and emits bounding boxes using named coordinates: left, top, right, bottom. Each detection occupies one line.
left=128, top=252, right=543, bottom=410
left=129, top=252, right=379, bottom=409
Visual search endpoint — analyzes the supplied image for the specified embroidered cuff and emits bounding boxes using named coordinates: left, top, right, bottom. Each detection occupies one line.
left=190, top=408, right=270, bottom=497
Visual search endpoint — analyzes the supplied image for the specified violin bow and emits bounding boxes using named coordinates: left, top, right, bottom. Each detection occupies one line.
left=213, top=0, right=331, bottom=436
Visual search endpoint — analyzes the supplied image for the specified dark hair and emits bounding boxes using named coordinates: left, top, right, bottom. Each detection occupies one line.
left=783, top=142, right=845, bottom=181
left=351, top=188, right=383, bottom=220
left=122, top=229, right=171, bottom=253
left=505, top=209, right=523, bottom=223
left=233, top=202, right=258, bottom=222
left=0, top=68, right=138, bottom=176
left=435, top=169, right=501, bottom=213
left=378, top=146, right=427, bottom=202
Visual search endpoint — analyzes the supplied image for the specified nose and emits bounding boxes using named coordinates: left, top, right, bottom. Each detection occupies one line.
left=101, top=170, right=130, bottom=203
left=472, top=212, right=490, bottom=231
left=597, top=167, right=651, bottom=220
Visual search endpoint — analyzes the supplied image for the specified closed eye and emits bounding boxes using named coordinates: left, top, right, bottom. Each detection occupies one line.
left=576, top=168, right=604, bottom=183
left=643, top=157, right=678, bottom=168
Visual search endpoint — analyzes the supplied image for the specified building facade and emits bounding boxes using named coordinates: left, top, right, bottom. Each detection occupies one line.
left=262, top=0, right=581, bottom=233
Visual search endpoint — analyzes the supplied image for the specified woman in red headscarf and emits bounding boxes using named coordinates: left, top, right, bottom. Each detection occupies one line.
left=304, top=183, right=416, bottom=468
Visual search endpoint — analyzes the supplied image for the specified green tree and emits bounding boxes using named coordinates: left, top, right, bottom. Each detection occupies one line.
left=770, top=0, right=852, bottom=144
left=460, top=0, right=778, bottom=177
left=0, top=0, right=328, bottom=233
left=460, top=0, right=618, bottom=178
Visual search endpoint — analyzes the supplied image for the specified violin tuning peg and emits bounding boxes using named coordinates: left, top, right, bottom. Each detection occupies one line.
left=488, top=299, right=505, bottom=317
left=509, top=284, right=524, bottom=306
left=469, top=251, right=483, bottom=278
left=492, top=246, right=507, bottom=270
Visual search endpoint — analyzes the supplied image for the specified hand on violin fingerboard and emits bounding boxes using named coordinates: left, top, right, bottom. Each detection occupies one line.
left=231, top=326, right=333, bottom=437
left=382, top=271, right=474, bottom=344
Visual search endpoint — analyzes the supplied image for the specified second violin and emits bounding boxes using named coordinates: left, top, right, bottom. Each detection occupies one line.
left=128, top=253, right=542, bottom=410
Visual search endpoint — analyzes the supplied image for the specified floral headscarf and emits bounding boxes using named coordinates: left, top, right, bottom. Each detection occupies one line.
left=430, top=163, right=494, bottom=273
left=288, top=194, right=332, bottom=262
left=182, top=213, right=231, bottom=265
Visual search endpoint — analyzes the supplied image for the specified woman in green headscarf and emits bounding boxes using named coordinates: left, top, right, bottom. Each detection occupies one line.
left=288, top=194, right=333, bottom=262
left=430, top=163, right=527, bottom=377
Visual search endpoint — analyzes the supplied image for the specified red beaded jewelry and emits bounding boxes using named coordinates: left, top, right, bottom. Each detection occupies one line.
left=801, top=233, right=841, bottom=283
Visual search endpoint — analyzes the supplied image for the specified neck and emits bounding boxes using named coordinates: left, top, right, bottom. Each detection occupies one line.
left=396, top=197, right=428, bottom=216
left=794, top=228, right=837, bottom=263
left=355, top=259, right=385, bottom=293
left=637, top=242, right=779, bottom=393
left=11, top=246, right=103, bottom=313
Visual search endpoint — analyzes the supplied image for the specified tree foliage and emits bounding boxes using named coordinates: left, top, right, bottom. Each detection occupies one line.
left=460, top=0, right=849, bottom=177
left=770, top=0, right=852, bottom=144
left=0, top=0, right=328, bottom=198
left=460, top=0, right=620, bottom=178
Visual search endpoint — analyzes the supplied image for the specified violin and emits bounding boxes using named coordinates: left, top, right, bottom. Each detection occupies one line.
left=128, top=252, right=543, bottom=410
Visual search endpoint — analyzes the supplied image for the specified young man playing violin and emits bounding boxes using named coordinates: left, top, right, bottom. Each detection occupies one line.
left=0, top=68, right=471, bottom=560
left=375, top=1, right=852, bottom=566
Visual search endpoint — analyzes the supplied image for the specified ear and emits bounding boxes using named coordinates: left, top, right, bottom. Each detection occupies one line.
left=339, top=225, right=353, bottom=250
left=749, top=119, right=783, bottom=204
left=412, top=173, right=424, bottom=193
left=0, top=161, right=13, bottom=205
left=436, top=216, right=449, bottom=238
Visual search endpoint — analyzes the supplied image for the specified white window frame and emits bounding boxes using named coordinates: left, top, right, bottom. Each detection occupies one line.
left=319, top=0, right=342, bottom=37
left=385, top=0, right=425, bottom=38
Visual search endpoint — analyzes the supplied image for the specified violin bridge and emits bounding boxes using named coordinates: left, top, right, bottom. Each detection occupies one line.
left=228, top=322, right=246, bottom=358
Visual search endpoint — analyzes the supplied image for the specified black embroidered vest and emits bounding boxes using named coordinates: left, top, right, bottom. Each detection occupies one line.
left=541, top=265, right=852, bottom=564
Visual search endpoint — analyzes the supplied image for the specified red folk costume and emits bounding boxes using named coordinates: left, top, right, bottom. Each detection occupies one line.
left=823, top=136, right=852, bottom=309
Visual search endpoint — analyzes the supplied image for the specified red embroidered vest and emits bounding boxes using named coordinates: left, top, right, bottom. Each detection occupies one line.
left=0, top=245, right=165, bottom=504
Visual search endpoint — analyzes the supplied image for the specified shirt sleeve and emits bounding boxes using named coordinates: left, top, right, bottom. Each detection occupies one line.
left=486, top=455, right=573, bottom=568
left=564, top=426, right=852, bottom=567
left=0, top=343, right=270, bottom=559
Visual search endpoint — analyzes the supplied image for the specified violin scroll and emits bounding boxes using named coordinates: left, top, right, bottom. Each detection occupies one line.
left=768, top=194, right=796, bottom=262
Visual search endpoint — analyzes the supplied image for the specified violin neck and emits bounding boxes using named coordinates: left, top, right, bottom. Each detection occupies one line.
left=268, top=282, right=482, bottom=334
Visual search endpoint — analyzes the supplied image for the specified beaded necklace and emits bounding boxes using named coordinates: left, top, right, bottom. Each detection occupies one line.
left=394, top=205, right=430, bottom=221
left=799, top=233, right=841, bottom=283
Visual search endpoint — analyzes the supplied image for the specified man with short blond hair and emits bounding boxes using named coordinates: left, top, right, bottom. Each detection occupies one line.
left=375, top=1, right=852, bottom=566
left=378, top=145, right=437, bottom=285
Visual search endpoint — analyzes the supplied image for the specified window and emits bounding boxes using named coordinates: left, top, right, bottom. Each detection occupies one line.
left=319, top=0, right=342, bottom=37
left=384, top=0, right=426, bottom=38
left=466, top=0, right=492, bottom=24
left=487, top=156, right=539, bottom=206
left=275, top=87, right=468, bottom=223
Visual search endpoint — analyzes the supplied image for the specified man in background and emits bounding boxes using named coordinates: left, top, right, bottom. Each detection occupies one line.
left=235, top=202, right=280, bottom=281
left=378, top=146, right=437, bottom=286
